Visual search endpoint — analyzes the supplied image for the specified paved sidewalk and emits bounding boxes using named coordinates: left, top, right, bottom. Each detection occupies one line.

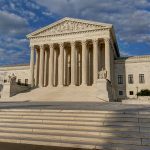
left=0, top=101, right=150, bottom=112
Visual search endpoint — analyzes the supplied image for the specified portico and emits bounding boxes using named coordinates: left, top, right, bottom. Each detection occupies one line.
left=28, top=17, right=119, bottom=88
left=30, top=39, right=110, bottom=87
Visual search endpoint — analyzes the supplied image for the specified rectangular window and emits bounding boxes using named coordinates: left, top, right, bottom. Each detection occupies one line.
left=139, top=74, right=145, bottom=83
left=119, top=91, right=123, bottom=96
left=118, top=75, right=123, bottom=84
left=128, top=74, right=134, bottom=84
left=129, top=91, right=134, bottom=95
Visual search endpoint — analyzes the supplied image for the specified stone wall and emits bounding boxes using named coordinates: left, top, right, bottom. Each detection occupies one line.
left=0, top=65, right=30, bottom=86
left=115, top=55, right=150, bottom=100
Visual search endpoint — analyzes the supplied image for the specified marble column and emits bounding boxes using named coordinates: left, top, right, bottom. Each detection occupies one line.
left=35, top=48, right=40, bottom=87
left=93, top=39, right=99, bottom=84
left=70, top=41, right=76, bottom=86
left=63, top=48, right=66, bottom=86
left=53, top=49, right=57, bottom=86
left=105, top=38, right=111, bottom=81
left=39, top=45, right=44, bottom=87
left=30, top=45, right=35, bottom=87
left=48, top=44, right=54, bottom=87
left=81, top=40, right=87, bottom=85
left=44, top=49, right=48, bottom=86
left=58, top=43, right=64, bottom=86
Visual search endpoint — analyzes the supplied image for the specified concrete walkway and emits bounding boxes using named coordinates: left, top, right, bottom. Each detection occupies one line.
left=0, top=101, right=150, bottom=112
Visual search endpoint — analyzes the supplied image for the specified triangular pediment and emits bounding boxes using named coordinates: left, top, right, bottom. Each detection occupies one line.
left=27, top=17, right=112, bottom=38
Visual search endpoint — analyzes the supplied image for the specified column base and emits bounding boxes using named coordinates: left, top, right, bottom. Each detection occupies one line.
left=48, top=85, right=54, bottom=88
left=58, top=85, right=63, bottom=88
left=39, top=85, right=44, bottom=88
left=92, top=83, right=97, bottom=87
left=70, top=85, right=76, bottom=87
left=80, top=83, right=87, bottom=87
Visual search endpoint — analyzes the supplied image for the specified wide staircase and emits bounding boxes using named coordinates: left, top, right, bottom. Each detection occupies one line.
left=8, top=86, right=101, bottom=102
left=0, top=108, right=150, bottom=150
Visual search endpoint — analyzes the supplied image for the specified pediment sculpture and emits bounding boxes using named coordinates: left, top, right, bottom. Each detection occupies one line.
left=28, top=18, right=109, bottom=37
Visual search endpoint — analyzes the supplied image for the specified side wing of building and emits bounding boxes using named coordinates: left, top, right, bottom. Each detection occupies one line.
left=115, top=56, right=150, bottom=100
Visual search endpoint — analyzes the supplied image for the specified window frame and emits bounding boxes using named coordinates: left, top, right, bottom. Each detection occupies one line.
left=139, top=74, right=145, bottom=84
left=128, top=74, right=134, bottom=84
left=118, top=75, right=123, bottom=84
left=129, top=91, right=134, bottom=95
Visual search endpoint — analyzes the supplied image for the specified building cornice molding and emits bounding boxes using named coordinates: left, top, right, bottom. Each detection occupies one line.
left=29, top=28, right=110, bottom=39
left=115, top=55, right=150, bottom=64
left=0, top=65, right=30, bottom=71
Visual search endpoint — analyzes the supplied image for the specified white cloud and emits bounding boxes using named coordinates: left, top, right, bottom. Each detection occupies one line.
left=0, top=10, right=30, bottom=35
left=0, top=37, right=29, bottom=50
left=35, top=0, right=150, bottom=44
left=0, top=48, right=29, bottom=65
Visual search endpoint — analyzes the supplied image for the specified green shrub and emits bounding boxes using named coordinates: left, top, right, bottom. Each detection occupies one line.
left=137, top=89, right=150, bottom=96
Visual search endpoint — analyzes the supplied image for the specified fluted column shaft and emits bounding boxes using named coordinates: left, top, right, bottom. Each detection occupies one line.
left=93, top=39, right=99, bottom=84
left=58, top=43, right=64, bottom=86
left=30, top=46, right=34, bottom=87
left=71, top=41, right=76, bottom=85
left=48, top=44, right=54, bottom=87
left=44, top=50, right=48, bottom=86
left=39, top=45, right=44, bottom=87
left=35, top=49, right=39, bottom=87
left=105, top=38, right=111, bottom=81
left=81, top=40, right=87, bottom=85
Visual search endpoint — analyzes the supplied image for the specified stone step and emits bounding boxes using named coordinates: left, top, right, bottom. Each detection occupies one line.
left=0, top=132, right=142, bottom=146
left=0, top=109, right=139, bottom=114
left=0, top=136, right=149, bottom=150
left=0, top=108, right=150, bottom=149
left=0, top=111, right=140, bottom=118
left=0, top=126, right=148, bottom=139
left=0, top=114, right=139, bottom=122
left=0, top=118, right=146, bottom=127
left=0, top=122, right=140, bottom=132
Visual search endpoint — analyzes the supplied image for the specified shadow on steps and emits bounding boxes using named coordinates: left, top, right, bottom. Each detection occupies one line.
left=0, top=142, right=87, bottom=150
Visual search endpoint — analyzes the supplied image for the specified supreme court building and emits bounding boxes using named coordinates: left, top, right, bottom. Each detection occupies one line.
left=26, top=17, right=150, bottom=100
left=27, top=18, right=118, bottom=88
left=1, top=17, right=150, bottom=101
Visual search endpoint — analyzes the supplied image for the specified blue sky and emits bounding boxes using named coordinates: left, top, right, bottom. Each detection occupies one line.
left=0, top=0, right=150, bottom=66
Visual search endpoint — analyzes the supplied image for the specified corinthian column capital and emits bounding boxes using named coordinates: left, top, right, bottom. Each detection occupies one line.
left=104, top=38, right=111, bottom=43
left=70, top=41, right=76, bottom=47
left=92, top=39, right=99, bottom=45
left=48, top=43, right=54, bottom=48
left=39, top=44, right=44, bottom=50
left=59, top=42, right=64, bottom=48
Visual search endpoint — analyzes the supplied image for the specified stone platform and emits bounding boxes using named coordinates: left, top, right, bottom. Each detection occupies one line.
left=0, top=86, right=103, bottom=102
left=0, top=102, right=150, bottom=150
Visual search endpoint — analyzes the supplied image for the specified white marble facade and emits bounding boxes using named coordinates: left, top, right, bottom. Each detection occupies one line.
left=1, top=17, right=150, bottom=100
left=27, top=17, right=118, bottom=89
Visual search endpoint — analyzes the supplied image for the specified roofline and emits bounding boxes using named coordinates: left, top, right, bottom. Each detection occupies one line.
left=111, top=26, right=120, bottom=57
left=26, top=17, right=113, bottom=38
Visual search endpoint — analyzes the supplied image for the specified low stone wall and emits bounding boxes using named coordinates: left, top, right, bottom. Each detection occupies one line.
left=0, top=82, right=30, bottom=99
left=10, top=83, right=30, bottom=97
left=122, top=98, right=150, bottom=105
left=138, top=96, right=150, bottom=101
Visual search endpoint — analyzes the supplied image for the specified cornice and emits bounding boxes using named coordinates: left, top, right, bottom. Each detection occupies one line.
left=29, top=28, right=110, bottom=40
left=0, top=65, right=30, bottom=71
left=115, top=55, right=150, bottom=64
